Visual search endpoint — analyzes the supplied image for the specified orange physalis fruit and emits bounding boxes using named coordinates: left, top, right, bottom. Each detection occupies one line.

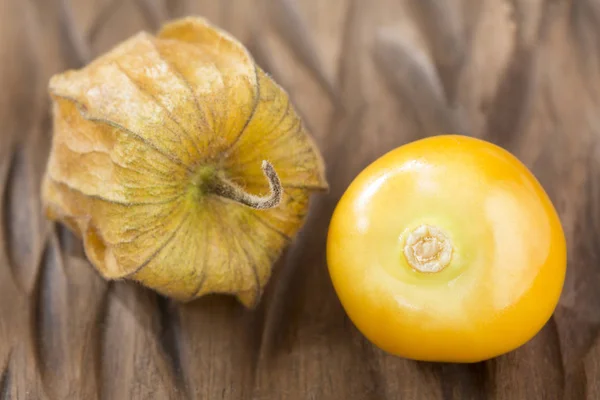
left=327, top=135, right=566, bottom=362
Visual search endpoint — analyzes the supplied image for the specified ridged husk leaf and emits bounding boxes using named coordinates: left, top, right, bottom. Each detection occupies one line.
left=41, top=17, right=328, bottom=308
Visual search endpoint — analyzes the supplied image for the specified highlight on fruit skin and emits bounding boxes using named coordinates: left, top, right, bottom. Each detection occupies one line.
left=41, top=16, right=328, bottom=308
left=326, top=134, right=567, bottom=363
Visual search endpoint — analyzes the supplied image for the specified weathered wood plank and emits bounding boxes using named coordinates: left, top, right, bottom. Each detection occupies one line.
left=0, top=0, right=598, bottom=398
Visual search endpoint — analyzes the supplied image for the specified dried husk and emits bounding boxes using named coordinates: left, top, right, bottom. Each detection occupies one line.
left=41, top=16, right=328, bottom=308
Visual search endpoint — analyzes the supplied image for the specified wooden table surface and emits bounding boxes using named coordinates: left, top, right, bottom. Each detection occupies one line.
left=1, top=0, right=599, bottom=398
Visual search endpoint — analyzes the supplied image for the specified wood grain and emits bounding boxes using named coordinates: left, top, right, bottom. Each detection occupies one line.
left=1, top=0, right=599, bottom=398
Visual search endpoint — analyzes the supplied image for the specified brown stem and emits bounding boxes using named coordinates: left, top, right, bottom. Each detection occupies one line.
left=211, top=161, right=283, bottom=209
